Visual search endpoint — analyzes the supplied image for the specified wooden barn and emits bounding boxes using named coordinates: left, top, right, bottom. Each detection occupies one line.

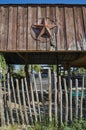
left=0, top=0, right=86, bottom=127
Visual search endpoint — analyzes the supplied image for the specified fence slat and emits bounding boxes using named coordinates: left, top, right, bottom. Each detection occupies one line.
left=80, top=77, right=84, bottom=119
left=38, top=71, right=43, bottom=103
left=3, top=79, right=10, bottom=125
left=16, top=79, right=24, bottom=124
left=59, top=76, right=62, bottom=124
left=33, top=74, right=41, bottom=122
left=63, top=78, right=68, bottom=123
left=70, top=79, right=72, bottom=121
left=24, top=78, right=33, bottom=124
left=7, top=74, right=14, bottom=124
left=75, top=79, right=78, bottom=119
left=21, top=79, right=29, bottom=124
left=54, top=72, right=58, bottom=122
left=11, top=76, right=19, bottom=124
left=0, top=78, right=5, bottom=126
left=30, top=77, right=37, bottom=122
left=48, top=69, right=52, bottom=121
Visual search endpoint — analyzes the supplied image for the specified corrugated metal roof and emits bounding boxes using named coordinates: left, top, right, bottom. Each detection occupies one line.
left=0, top=0, right=86, bottom=4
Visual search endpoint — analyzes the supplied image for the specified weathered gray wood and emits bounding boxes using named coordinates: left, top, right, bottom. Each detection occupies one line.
left=80, top=77, right=84, bottom=119
left=75, top=79, right=78, bottom=118
left=24, top=78, right=33, bottom=124
left=11, top=76, right=19, bottom=124
left=54, top=72, right=58, bottom=122
left=7, top=73, right=14, bottom=124
left=38, top=71, right=43, bottom=102
left=59, top=76, right=62, bottom=124
left=30, top=77, right=37, bottom=122
left=48, top=69, right=52, bottom=121
left=33, top=74, right=41, bottom=122
left=3, top=79, right=9, bottom=125
left=0, top=78, right=5, bottom=126
left=63, top=78, right=68, bottom=123
left=16, top=79, right=24, bottom=124
left=70, top=79, right=72, bottom=121
left=21, top=79, right=29, bottom=124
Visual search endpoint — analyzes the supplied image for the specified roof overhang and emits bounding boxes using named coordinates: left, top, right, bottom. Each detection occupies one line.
left=3, top=51, right=86, bottom=68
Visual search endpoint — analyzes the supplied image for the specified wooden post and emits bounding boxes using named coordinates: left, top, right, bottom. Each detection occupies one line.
left=54, top=72, right=58, bottom=122
left=48, top=69, right=52, bottom=122
left=21, top=79, right=29, bottom=124
left=59, top=76, right=62, bottom=124
left=63, top=78, right=68, bottom=124
left=7, top=73, right=14, bottom=124
left=11, top=76, right=19, bottom=124
left=3, top=78, right=9, bottom=125
left=80, top=76, right=84, bottom=119
left=70, top=79, right=72, bottom=122
left=0, top=77, right=5, bottom=126
left=24, top=78, right=33, bottom=124
left=30, top=76, right=37, bottom=122
left=38, top=71, right=43, bottom=102
left=16, top=79, right=24, bottom=124
left=75, top=79, right=78, bottom=119
left=33, top=74, right=41, bottom=122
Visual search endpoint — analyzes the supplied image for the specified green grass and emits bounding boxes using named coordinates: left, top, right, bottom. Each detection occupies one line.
left=0, top=119, right=86, bottom=130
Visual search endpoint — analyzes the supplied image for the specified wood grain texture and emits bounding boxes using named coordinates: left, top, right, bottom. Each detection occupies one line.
left=0, top=6, right=8, bottom=50
left=17, top=6, right=27, bottom=50
left=0, top=5, right=86, bottom=51
left=56, top=6, right=66, bottom=50
left=74, top=7, right=85, bottom=50
left=7, top=6, right=17, bottom=50
left=27, top=6, right=36, bottom=50
left=65, top=7, right=76, bottom=50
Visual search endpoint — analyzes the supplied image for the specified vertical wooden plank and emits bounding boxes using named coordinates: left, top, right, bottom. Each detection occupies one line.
left=73, top=7, right=85, bottom=50
left=33, top=74, right=41, bottom=122
left=75, top=79, right=78, bottom=119
left=21, top=79, right=28, bottom=124
left=27, top=6, right=36, bottom=50
left=56, top=6, right=66, bottom=50
left=17, top=6, right=27, bottom=50
left=46, top=6, right=57, bottom=51
left=54, top=72, right=58, bottom=122
left=30, top=77, right=37, bottom=122
left=63, top=78, right=68, bottom=124
left=11, top=76, right=19, bottom=124
left=7, top=6, right=17, bottom=50
left=39, top=6, right=47, bottom=50
left=70, top=79, right=72, bottom=122
left=65, top=7, right=76, bottom=50
left=48, top=69, right=52, bottom=121
left=0, top=6, right=8, bottom=50
left=36, top=6, right=46, bottom=50
left=24, top=78, right=33, bottom=124
left=16, top=79, right=24, bottom=124
left=82, top=7, right=86, bottom=50
left=80, top=77, right=84, bottom=119
left=59, top=76, right=62, bottom=124
left=7, top=74, right=14, bottom=124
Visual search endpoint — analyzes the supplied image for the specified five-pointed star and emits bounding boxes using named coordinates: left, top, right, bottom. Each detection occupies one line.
left=32, top=18, right=56, bottom=40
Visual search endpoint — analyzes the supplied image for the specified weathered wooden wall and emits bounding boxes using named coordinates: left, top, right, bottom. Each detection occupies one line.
left=0, top=5, right=86, bottom=51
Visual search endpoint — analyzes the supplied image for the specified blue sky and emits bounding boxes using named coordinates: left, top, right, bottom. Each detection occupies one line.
left=0, top=0, right=86, bottom=4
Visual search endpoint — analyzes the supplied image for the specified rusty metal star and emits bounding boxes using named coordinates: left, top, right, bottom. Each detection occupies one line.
left=32, top=18, right=57, bottom=40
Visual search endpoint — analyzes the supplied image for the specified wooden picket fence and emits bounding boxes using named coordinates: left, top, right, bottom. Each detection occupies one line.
left=0, top=70, right=86, bottom=126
